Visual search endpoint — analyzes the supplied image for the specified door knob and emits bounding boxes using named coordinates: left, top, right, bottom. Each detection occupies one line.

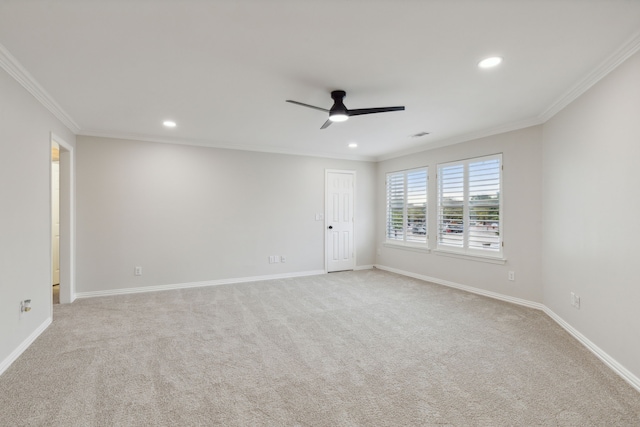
left=328, top=225, right=333, bottom=229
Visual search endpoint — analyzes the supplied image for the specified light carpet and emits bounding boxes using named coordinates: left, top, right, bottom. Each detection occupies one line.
left=1, top=269, right=639, bottom=426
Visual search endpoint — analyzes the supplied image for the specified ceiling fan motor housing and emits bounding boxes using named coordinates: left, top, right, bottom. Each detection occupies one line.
left=330, top=90, right=348, bottom=116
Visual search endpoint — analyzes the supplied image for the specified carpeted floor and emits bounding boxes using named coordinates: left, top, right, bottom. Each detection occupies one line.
left=1, top=269, right=639, bottom=426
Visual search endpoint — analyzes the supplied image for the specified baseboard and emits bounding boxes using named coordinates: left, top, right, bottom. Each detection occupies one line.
left=75, top=269, right=327, bottom=299
left=0, top=316, right=52, bottom=377
left=543, top=307, right=640, bottom=393
left=374, top=263, right=640, bottom=393
left=374, top=264, right=544, bottom=310
left=354, top=264, right=374, bottom=271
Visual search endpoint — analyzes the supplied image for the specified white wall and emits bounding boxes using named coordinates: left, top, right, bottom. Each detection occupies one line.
left=0, top=68, right=76, bottom=371
left=542, top=51, right=640, bottom=379
left=75, top=136, right=376, bottom=293
left=376, top=125, right=543, bottom=303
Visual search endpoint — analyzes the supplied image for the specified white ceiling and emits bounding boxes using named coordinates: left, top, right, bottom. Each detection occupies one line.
left=1, top=0, right=640, bottom=161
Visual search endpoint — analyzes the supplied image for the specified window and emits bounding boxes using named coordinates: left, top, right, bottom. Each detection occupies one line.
left=386, top=167, right=427, bottom=245
left=437, top=154, right=502, bottom=257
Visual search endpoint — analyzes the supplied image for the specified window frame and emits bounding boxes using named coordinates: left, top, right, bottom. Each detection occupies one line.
left=385, top=167, right=428, bottom=248
left=436, top=154, right=503, bottom=259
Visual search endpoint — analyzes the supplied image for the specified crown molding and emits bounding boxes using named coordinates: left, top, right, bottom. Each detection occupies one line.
left=539, top=30, right=640, bottom=122
left=78, top=129, right=377, bottom=162
left=376, top=116, right=544, bottom=162
left=0, top=42, right=81, bottom=133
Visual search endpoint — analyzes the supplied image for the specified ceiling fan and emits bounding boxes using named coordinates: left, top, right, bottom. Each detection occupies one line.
left=286, top=90, right=405, bottom=129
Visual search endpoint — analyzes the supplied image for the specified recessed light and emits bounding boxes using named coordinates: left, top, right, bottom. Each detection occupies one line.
left=348, top=143, right=358, bottom=148
left=163, top=120, right=177, bottom=128
left=478, top=56, right=503, bottom=68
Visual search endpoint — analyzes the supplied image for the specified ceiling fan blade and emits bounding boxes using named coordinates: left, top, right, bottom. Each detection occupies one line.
left=286, top=100, right=330, bottom=112
left=347, top=106, right=405, bottom=117
left=320, top=119, right=333, bottom=129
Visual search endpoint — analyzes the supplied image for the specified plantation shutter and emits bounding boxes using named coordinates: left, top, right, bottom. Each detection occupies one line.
left=406, top=169, right=427, bottom=243
left=437, top=154, right=502, bottom=256
left=468, top=157, right=501, bottom=252
left=437, top=163, right=464, bottom=248
left=386, top=168, right=427, bottom=244
left=386, top=172, right=405, bottom=241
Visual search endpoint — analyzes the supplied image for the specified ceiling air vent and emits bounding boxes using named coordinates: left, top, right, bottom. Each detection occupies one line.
left=411, top=132, right=430, bottom=138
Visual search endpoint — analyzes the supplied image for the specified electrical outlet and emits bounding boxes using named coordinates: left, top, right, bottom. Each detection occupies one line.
left=508, top=271, right=515, bottom=281
left=20, top=299, right=32, bottom=315
left=570, top=292, right=581, bottom=309
left=134, top=266, right=142, bottom=276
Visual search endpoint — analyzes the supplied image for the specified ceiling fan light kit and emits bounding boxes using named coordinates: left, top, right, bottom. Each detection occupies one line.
left=329, top=114, right=349, bottom=122
left=287, top=90, right=405, bottom=129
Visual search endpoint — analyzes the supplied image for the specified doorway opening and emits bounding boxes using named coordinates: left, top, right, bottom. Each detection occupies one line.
left=52, top=143, right=60, bottom=304
left=51, top=134, right=75, bottom=304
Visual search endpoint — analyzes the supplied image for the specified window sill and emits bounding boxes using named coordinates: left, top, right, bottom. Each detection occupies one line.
left=383, top=242, right=430, bottom=254
left=434, top=249, right=506, bottom=264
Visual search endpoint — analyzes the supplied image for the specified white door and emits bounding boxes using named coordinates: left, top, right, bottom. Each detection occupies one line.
left=52, top=160, right=60, bottom=285
left=326, top=171, right=355, bottom=272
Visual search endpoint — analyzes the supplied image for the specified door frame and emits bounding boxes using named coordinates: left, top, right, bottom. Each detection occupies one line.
left=51, top=133, right=76, bottom=304
left=324, top=169, right=356, bottom=272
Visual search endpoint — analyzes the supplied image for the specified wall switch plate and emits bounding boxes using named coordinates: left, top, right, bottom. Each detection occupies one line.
left=280, top=255, right=286, bottom=263
left=508, top=271, right=515, bottom=281
left=315, top=213, right=324, bottom=221
left=134, top=266, right=142, bottom=276
left=268, top=256, right=275, bottom=264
